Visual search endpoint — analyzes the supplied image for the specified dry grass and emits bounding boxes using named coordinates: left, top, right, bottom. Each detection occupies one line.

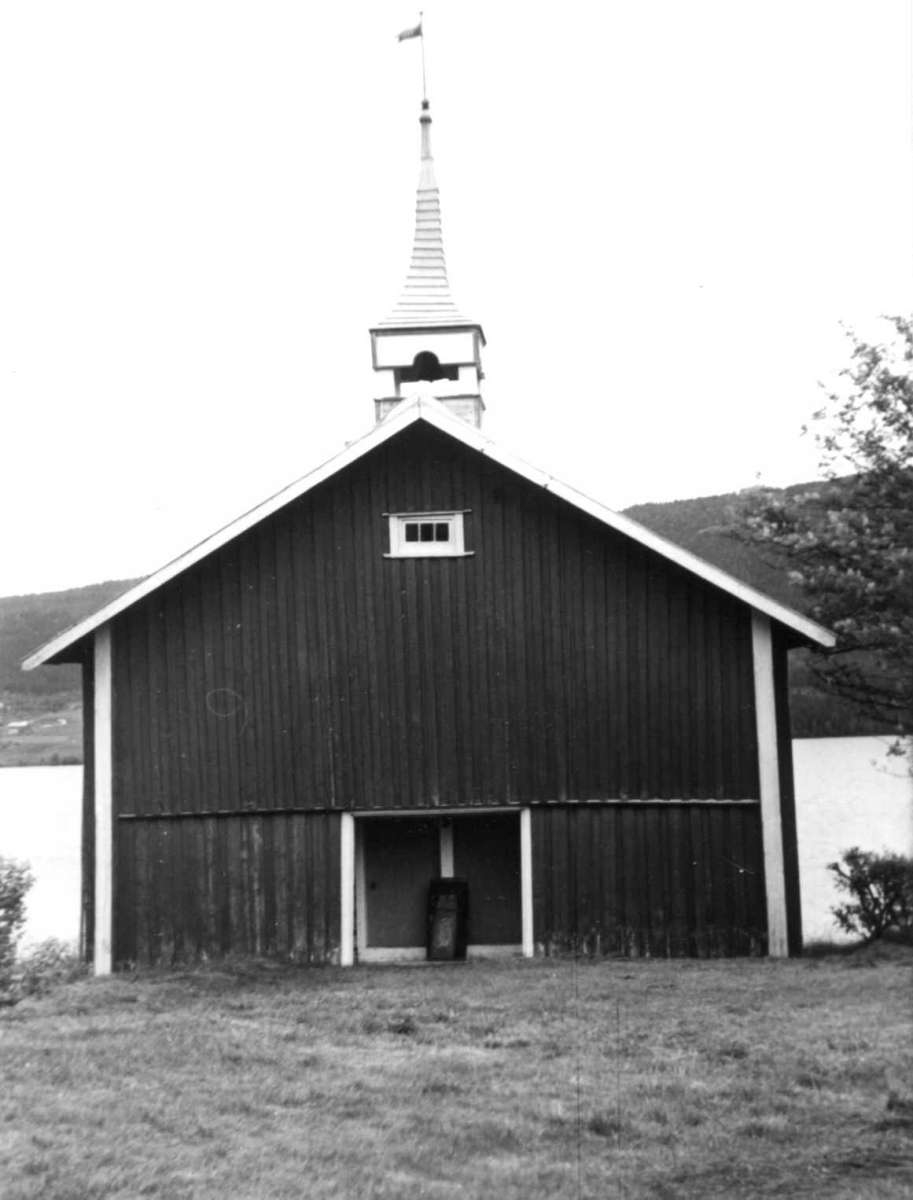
left=1, top=948, right=912, bottom=1199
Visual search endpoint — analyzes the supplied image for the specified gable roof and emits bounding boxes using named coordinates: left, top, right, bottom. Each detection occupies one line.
left=22, top=396, right=834, bottom=669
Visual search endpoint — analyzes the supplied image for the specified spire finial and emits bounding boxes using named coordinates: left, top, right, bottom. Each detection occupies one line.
left=420, top=97, right=432, bottom=162
left=420, top=12, right=427, bottom=102
left=396, top=13, right=426, bottom=102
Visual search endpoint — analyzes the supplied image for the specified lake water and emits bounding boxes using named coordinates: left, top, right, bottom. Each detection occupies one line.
left=0, top=765, right=81, bottom=948
left=793, top=737, right=912, bottom=942
left=0, top=746, right=909, bottom=951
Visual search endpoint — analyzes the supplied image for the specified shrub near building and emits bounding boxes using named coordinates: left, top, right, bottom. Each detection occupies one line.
left=0, top=856, right=33, bottom=988
left=829, top=848, right=913, bottom=942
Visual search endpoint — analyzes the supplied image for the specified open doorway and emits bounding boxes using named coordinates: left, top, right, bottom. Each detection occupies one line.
left=355, top=811, right=523, bottom=962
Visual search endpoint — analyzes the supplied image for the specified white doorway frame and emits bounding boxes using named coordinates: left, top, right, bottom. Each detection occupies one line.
left=341, top=807, right=534, bottom=966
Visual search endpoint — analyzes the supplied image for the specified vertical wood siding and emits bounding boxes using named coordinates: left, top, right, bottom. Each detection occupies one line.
left=110, top=423, right=760, bottom=817
left=105, top=421, right=777, bottom=961
left=114, top=812, right=341, bottom=966
left=532, top=804, right=767, bottom=956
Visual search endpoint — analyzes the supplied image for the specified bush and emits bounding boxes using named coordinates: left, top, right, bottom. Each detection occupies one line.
left=0, top=857, right=33, bottom=981
left=828, top=848, right=913, bottom=942
left=15, top=939, right=84, bottom=998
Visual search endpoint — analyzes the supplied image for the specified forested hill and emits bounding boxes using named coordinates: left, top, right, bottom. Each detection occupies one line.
left=622, top=485, right=808, bottom=609
left=0, top=579, right=141, bottom=697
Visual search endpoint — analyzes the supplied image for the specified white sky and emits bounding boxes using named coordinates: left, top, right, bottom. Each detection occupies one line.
left=2, top=1, right=912, bottom=597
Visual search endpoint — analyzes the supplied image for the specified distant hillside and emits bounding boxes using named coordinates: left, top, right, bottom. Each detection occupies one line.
left=622, top=484, right=811, bottom=608
left=0, top=578, right=142, bottom=765
left=0, top=579, right=141, bottom=697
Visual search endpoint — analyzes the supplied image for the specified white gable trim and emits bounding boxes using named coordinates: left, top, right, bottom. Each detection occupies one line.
left=22, top=396, right=834, bottom=670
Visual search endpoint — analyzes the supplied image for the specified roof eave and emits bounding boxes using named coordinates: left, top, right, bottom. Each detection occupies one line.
left=370, top=321, right=486, bottom=344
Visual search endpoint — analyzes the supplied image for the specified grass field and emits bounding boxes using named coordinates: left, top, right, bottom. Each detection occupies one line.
left=1, top=950, right=912, bottom=1199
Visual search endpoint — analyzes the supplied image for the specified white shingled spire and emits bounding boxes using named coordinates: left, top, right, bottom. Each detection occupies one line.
left=370, top=98, right=485, bottom=428
left=377, top=100, right=474, bottom=329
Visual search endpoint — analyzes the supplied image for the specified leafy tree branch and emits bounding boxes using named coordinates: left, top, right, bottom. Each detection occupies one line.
left=741, top=316, right=912, bottom=736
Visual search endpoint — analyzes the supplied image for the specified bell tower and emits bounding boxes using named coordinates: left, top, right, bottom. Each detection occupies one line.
left=370, top=99, right=485, bottom=426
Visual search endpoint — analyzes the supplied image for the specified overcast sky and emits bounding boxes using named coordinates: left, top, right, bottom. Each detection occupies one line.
left=2, top=1, right=911, bottom=597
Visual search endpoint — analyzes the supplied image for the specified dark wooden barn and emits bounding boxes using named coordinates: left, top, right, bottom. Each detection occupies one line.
left=24, top=99, right=833, bottom=972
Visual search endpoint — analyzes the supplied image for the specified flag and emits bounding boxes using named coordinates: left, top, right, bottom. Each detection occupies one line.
left=397, top=20, right=422, bottom=41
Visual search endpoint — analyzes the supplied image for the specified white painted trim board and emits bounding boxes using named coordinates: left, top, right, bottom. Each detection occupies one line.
left=520, top=808, right=533, bottom=958
left=93, top=626, right=113, bottom=976
left=339, top=813, right=355, bottom=966
left=752, top=613, right=789, bottom=957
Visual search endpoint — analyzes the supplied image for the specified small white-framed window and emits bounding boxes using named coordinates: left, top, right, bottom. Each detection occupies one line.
left=385, top=511, right=472, bottom=558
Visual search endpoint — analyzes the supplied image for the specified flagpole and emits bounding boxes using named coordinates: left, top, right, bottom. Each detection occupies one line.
left=396, top=14, right=426, bottom=100
left=420, top=12, right=427, bottom=102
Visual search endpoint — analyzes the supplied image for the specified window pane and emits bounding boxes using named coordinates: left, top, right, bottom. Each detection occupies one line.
left=389, top=512, right=465, bottom=556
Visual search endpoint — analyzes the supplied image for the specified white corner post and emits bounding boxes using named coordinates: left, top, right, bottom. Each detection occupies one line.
left=354, top=821, right=367, bottom=960
left=751, top=613, right=789, bottom=957
left=520, top=808, right=534, bottom=958
left=340, top=813, right=355, bottom=966
left=93, top=625, right=113, bottom=976
left=439, top=820, right=454, bottom=877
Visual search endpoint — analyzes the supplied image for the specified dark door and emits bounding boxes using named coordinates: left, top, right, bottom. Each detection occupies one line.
left=363, top=817, right=438, bottom=947
left=453, top=814, right=521, bottom=944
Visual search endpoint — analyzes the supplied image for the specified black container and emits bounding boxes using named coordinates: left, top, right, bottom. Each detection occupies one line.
left=426, top=877, right=469, bottom=960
